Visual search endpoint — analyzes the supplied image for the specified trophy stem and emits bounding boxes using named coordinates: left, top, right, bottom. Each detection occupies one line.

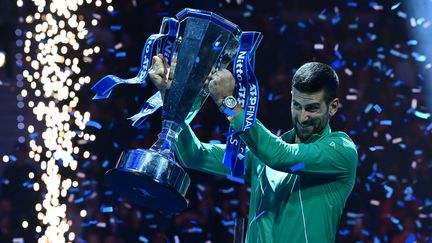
left=150, top=120, right=182, bottom=160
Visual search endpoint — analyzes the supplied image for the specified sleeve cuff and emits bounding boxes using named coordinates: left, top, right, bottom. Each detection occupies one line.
left=229, top=110, right=245, bottom=131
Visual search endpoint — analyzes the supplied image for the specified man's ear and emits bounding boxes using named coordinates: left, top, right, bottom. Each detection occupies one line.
left=329, top=98, right=339, bottom=117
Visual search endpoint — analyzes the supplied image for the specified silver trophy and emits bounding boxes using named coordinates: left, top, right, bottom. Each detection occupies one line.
left=105, top=9, right=241, bottom=214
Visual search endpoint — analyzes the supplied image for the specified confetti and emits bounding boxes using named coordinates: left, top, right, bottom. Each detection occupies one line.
left=414, top=110, right=431, bottom=119
left=391, top=2, right=401, bottom=11
left=290, top=163, right=305, bottom=172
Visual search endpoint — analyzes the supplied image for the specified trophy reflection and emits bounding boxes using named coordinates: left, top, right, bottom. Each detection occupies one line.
left=105, top=9, right=241, bottom=214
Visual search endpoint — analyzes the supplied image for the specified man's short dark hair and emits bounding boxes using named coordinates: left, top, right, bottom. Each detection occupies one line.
left=292, top=62, right=339, bottom=104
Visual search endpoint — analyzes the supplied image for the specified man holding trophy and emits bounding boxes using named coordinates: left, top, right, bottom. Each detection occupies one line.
left=92, top=8, right=358, bottom=243
left=150, top=54, right=358, bottom=243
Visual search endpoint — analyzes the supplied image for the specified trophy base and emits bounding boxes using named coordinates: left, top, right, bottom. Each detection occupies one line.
left=105, top=149, right=191, bottom=214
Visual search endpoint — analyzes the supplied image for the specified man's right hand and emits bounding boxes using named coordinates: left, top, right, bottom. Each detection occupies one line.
left=148, top=54, right=176, bottom=91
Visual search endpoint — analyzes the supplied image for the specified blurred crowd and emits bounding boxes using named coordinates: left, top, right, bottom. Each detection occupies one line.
left=1, top=0, right=431, bottom=242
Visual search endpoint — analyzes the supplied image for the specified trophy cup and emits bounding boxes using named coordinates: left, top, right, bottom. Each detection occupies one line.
left=104, top=9, right=242, bottom=214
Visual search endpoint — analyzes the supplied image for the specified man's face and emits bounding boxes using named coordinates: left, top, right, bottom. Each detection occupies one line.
left=291, top=88, right=338, bottom=142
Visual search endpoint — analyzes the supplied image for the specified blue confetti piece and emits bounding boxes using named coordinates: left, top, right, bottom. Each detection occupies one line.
left=414, top=150, right=423, bottom=155
left=415, top=220, right=422, bottom=228
left=346, top=212, right=364, bottom=218
left=221, top=219, right=234, bottom=227
left=197, top=191, right=202, bottom=201
left=82, top=160, right=90, bottom=168
left=101, top=206, right=113, bottom=213
left=396, top=200, right=405, bottom=207
left=297, top=22, right=307, bottom=28
left=347, top=1, right=358, bottom=7
left=110, top=10, right=120, bottom=16
left=390, top=216, right=400, bottom=224
left=82, top=180, right=92, bottom=186
left=129, top=66, right=139, bottom=72
left=334, top=50, right=343, bottom=60
left=344, top=221, right=355, bottom=228
left=29, top=132, right=39, bottom=139
left=86, top=37, right=95, bottom=45
left=338, top=229, right=351, bottom=236
left=268, top=93, right=273, bottom=101
left=393, top=80, right=405, bottom=87
left=427, top=122, right=432, bottom=131
left=243, top=11, right=252, bottom=18
left=220, top=187, right=235, bottom=194
left=390, top=49, right=408, bottom=59
left=138, top=236, right=149, bottom=243
left=348, top=130, right=357, bottom=135
left=8, top=155, right=17, bottom=161
left=237, top=153, right=245, bottom=160
left=68, top=188, right=79, bottom=193
left=384, top=185, right=393, bottom=198
left=379, top=120, right=392, bottom=126
left=391, top=2, right=401, bottom=10
left=373, top=104, right=382, bottom=113
left=86, top=121, right=102, bottom=129
left=110, top=25, right=121, bottom=31
left=102, top=160, right=109, bottom=168
left=245, top=3, right=254, bottom=11
left=197, top=184, right=205, bottom=191
left=115, top=52, right=126, bottom=58
left=157, top=12, right=169, bottom=16
left=366, top=32, right=377, bottom=41
left=412, top=52, right=426, bottom=62
left=318, top=8, right=327, bottom=20
left=406, top=234, right=416, bottom=243
left=414, top=110, right=430, bottom=119
left=74, top=197, right=84, bottom=204
left=331, top=14, right=341, bottom=25
left=290, top=163, right=305, bottom=172
left=215, top=206, right=222, bottom=214
left=104, top=191, right=113, bottom=195
left=192, top=124, right=202, bottom=129
left=279, top=24, right=287, bottom=34
left=364, top=104, right=373, bottom=113
left=84, top=189, right=91, bottom=196
left=331, top=59, right=343, bottom=69
left=365, top=183, right=371, bottom=192
left=397, top=11, right=407, bottom=18
left=348, top=24, right=358, bottom=29
left=377, top=53, right=386, bottom=60
left=368, top=2, right=378, bottom=8
left=406, top=39, right=418, bottom=46
left=230, top=199, right=239, bottom=205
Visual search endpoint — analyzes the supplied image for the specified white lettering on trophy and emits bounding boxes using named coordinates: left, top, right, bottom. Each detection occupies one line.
left=235, top=51, right=247, bottom=81
left=163, top=39, right=173, bottom=59
left=245, top=83, right=257, bottom=129
left=139, top=37, right=155, bottom=79
left=229, top=136, right=239, bottom=146
left=237, top=84, right=246, bottom=107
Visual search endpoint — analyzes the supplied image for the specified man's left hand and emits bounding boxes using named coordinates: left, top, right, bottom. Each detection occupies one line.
left=208, top=69, right=235, bottom=106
